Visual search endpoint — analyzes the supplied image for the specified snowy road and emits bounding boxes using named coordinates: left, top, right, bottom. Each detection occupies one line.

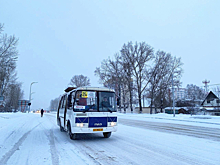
left=0, top=113, right=219, bottom=165
left=119, top=118, right=220, bottom=142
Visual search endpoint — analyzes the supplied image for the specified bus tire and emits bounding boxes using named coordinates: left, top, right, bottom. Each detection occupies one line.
left=103, top=132, right=111, bottom=138
left=68, top=123, right=76, bottom=140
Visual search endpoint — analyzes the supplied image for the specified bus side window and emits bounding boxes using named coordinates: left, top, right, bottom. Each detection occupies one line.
left=61, top=95, right=66, bottom=108
left=58, top=97, right=62, bottom=110
left=58, top=96, right=63, bottom=113
left=67, top=93, right=73, bottom=109
left=75, top=92, right=80, bottom=105
left=72, top=92, right=75, bottom=105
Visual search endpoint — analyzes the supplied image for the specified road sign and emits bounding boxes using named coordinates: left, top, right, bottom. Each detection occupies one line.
left=18, top=100, right=30, bottom=112
left=18, top=100, right=30, bottom=106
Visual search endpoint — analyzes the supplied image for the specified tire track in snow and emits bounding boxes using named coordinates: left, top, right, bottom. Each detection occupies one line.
left=40, top=114, right=60, bottom=165
left=48, top=129, right=59, bottom=165
left=80, top=143, right=116, bottom=165
left=45, top=114, right=101, bottom=165
left=52, top=131, right=97, bottom=165
left=0, top=116, right=9, bottom=119
left=0, top=123, right=41, bottom=165
left=3, top=122, right=27, bottom=143
left=69, top=141, right=102, bottom=165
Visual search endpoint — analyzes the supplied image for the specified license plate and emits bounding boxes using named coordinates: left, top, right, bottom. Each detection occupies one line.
left=93, top=128, right=103, bottom=132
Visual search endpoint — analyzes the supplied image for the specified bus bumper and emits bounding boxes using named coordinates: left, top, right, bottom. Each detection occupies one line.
left=72, top=126, right=117, bottom=133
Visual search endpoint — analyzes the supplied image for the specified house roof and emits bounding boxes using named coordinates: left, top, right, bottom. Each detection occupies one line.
left=164, top=107, right=189, bottom=111
left=64, top=87, right=77, bottom=92
left=201, top=91, right=219, bottom=105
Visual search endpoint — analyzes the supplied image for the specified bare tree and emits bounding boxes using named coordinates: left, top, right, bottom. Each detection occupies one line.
left=50, top=97, right=60, bottom=111
left=148, top=51, right=169, bottom=114
left=148, top=50, right=183, bottom=113
left=120, top=41, right=154, bottom=113
left=69, top=75, right=91, bottom=87
left=0, top=23, right=19, bottom=96
left=119, top=59, right=136, bottom=113
left=95, top=41, right=184, bottom=114
left=4, top=81, right=24, bottom=112
left=0, top=23, right=20, bottom=112
left=94, top=55, right=120, bottom=87
left=185, top=84, right=206, bottom=100
left=94, top=54, right=126, bottom=112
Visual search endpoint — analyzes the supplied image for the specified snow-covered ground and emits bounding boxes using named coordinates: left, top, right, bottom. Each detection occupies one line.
left=0, top=112, right=219, bottom=165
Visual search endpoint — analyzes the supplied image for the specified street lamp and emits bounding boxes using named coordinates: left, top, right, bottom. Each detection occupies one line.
left=29, top=82, right=38, bottom=113
left=172, top=73, right=175, bottom=117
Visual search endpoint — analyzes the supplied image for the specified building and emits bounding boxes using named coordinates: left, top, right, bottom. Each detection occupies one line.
left=164, top=107, right=189, bottom=114
left=174, top=88, right=186, bottom=100
left=201, top=91, right=220, bottom=116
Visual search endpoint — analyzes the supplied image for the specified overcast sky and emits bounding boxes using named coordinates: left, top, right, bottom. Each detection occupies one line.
left=1, top=0, right=220, bottom=110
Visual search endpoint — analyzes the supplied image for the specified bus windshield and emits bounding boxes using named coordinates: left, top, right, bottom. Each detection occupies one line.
left=73, top=90, right=116, bottom=112
left=99, top=91, right=116, bottom=112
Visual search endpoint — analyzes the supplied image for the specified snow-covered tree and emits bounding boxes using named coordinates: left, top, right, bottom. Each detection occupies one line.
left=185, top=84, right=206, bottom=100
left=69, top=75, right=90, bottom=87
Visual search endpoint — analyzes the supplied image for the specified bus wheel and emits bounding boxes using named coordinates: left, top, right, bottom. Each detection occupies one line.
left=68, top=124, right=76, bottom=140
left=103, top=132, right=111, bottom=138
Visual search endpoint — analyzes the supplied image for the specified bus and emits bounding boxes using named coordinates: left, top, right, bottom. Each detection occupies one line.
left=57, top=86, right=117, bottom=140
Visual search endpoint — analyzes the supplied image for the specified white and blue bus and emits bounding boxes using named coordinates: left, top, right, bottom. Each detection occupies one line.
left=57, top=86, right=117, bottom=140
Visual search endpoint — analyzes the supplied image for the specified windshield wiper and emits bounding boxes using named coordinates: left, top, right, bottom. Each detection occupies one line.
left=83, top=104, right=95, bottom=113
left=101, top=104, right=112, bottom=113
left=107, top=108, right=112, bottom=113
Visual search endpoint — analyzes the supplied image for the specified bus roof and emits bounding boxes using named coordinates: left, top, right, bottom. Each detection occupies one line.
left=64, top=86, right=115, bottom=93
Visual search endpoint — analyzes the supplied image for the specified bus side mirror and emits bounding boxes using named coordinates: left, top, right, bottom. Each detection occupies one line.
left=68, top=103, right=72, bottom=109
left=67, top=95, right=72, bottom=109
left=75, top=99, right=79, bottom=105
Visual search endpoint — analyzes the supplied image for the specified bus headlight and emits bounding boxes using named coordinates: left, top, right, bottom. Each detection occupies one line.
left=110, top=122, right=116, bottom=126
left=76, top=123, right=84, bottom=127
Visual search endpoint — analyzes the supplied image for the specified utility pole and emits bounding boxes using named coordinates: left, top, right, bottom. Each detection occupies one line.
left=172, top=73, right=175, bottom=117
left=202, top=79, right=210, bottom=93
